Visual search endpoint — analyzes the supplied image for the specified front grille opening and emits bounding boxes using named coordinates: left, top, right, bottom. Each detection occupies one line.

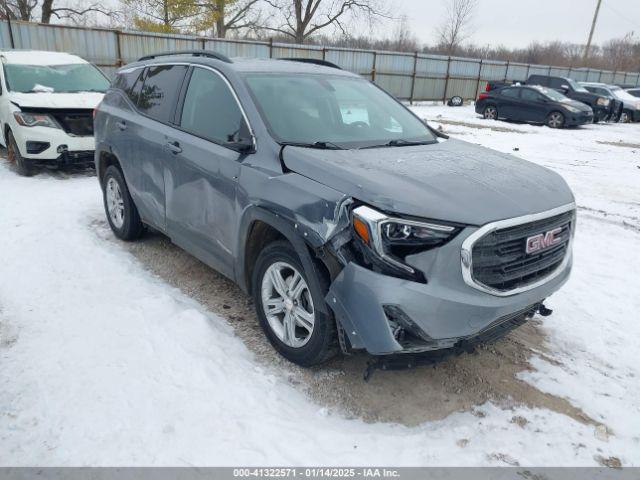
left=472, top=211, right=573, bottom=292
left=50, top=110, right=94, bottom=136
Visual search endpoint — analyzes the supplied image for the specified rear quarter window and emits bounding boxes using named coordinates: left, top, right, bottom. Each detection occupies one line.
left=113, top=67, right=145, bottom=105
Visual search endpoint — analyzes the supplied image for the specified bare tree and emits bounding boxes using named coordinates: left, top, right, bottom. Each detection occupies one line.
left=0, top=0, right=115, bottom=23
left=261, top=0, right=390, bottom=44
left=195, top=0, right=261, bottom=38
left=40, top=0, right=116, bottom=23
left=436, top=0, right=477, bottom=54
left=0, top=0, right=38, bottom=20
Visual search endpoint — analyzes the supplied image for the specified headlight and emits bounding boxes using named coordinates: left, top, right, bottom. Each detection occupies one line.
left=596, top=97, right=610, bottom=107
left=352, top=205, right=459, bottom=280
left=13, top=112, right=61, bottom=129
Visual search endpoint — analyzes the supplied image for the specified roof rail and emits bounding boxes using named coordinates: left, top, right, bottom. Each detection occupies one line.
left=138, top=50, right=232, bottom=63
left=278, top=58, right=341, bottom=70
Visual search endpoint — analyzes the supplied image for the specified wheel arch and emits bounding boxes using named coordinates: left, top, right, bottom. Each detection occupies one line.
left=236, top=206, right=333, bottom=316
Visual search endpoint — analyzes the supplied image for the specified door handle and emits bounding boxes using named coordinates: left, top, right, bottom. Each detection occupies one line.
left=166, top=141, right=182, bottom=154
left=116, top=121, right=127, bottom=131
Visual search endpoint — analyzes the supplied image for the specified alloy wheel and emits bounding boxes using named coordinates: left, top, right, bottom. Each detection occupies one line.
left=106, top=177, right=125, bottom=229
left=260, top=261, right=315, bottom=348
left=484, top=106, right=497, bottom=120
left=548, top=113, right=564, bottom=128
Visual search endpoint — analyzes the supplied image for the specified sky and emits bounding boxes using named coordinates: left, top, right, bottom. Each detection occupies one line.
left=388, top=0, right=640, bottom=48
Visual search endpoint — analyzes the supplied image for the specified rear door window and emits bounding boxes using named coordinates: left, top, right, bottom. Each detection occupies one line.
left=521, top=89, right=543, bottom=101
left=501, top=88, right=520, bottom=98
left=137, top=64, right=188, bottom=123
left=179, top=67, right=248, bottom=145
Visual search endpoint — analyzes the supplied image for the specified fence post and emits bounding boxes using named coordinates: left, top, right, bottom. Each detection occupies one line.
left=5, top=15, right=15, bottom=49
left=442, top=56, right=452, bottom=104
left=201, top=37, right=206, bottom=50
left=598, top=70, right=603, bottom=82
left=269, top=38, right=273, bottom=58
left=525, top=64, right=531, bottom=81
left=115, top=29, right=123, bottom=67
left=409, top=51, right=418, bottom=105
left=547, top=65, right=552, bottom=76
left=503, top=60, right=510, bottom=82
left=371, top=51, right=377, bottom=82
left=322, top=47, right=326, bottom=60
left=475, top=58, right=483, bottom=98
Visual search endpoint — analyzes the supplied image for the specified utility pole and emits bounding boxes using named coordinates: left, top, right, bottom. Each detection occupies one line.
left=583, top=0, right=602, bottom=63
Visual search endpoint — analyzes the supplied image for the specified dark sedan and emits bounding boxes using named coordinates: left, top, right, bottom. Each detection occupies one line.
left=475, top=85, right=594, bottom=128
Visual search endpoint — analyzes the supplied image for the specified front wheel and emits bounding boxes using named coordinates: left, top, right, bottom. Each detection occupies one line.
left=483, top=105, right=498, bottom=120
left=102, top=165, right=144, bottom=240
left=620, top=110, right=632, bottom=123
left=6, top=131, right=35, bottom=176
left=252, top=240, right=337, bottom=367
left=547, top=111, right=565, bottom=128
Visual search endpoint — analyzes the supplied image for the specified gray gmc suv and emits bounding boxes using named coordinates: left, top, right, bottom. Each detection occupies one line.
left=94, top=51, right=576, bottom=367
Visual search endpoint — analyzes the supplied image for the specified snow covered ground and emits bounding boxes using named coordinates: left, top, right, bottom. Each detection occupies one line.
left=1, top=105, right=639, bottom=466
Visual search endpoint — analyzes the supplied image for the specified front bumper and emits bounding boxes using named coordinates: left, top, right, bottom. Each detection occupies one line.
left=593, top=105, right=610, bottom=121
left=31, top=150, right=95, bottom=169
left=327, top=224, right=572, bottom=355
left=11, top=124, right=95, bottom=161
left=566, top=111, right=593, bottom=126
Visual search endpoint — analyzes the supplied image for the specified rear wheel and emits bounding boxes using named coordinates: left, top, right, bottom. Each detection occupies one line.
left=102, top=165, right=144, bottom=240
left=252, top=240, right=337, bottom=367
left=547, top=111, right=565, bottom=128
left=483, top=105, right=498, bottom=120
left=6, top=131, right=35, bottom=176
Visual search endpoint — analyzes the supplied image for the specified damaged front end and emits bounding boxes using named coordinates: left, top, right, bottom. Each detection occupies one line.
left=314, top=200, right=573, bottom=366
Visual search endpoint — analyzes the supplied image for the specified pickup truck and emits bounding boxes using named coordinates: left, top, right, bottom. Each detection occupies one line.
left=485, top=75, right=613, bottom=122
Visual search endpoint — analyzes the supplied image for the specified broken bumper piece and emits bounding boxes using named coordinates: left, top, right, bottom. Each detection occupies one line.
left=326, top=255, right=571, bottom=356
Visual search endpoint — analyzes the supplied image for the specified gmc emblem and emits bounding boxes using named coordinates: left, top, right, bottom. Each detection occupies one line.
left=526, top=227, right=563, bottom=254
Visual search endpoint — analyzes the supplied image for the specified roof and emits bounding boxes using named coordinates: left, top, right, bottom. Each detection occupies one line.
left=123, top=53, right=358, bottom=78
left=0, top=50, right=88, bottom=65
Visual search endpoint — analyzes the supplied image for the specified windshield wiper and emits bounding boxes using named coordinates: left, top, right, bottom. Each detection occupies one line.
left=360, top=139, right=435, bottom=149
left=281, top=141, right=344, bottom=150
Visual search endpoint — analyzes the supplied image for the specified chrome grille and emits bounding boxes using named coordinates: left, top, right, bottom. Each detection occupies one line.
left=462, top=206, right=575, bottom=295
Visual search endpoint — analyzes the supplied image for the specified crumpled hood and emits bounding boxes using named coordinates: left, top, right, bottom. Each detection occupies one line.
left=282, top=138, right=575, bottom=225
left=9, top=91, right=104, bottom=110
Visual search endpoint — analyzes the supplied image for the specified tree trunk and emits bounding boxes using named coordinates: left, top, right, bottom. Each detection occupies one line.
left=216, top=0, right=226, bottom=38
left=41, top=0, right=54, bottom=23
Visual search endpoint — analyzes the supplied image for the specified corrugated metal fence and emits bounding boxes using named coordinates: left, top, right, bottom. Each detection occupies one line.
left=2, top=20, right=639, bottom=101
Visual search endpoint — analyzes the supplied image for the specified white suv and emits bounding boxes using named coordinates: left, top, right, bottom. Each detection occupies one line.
left=0, top=50, right=109, bottom=175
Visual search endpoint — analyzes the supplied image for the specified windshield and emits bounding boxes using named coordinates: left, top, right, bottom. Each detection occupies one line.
left=610, top=86, right=638, bottom=101
left=243, top=73, right=436, bottom=148
left=567, top=78, right=588, bottom=92
left=3, top=63, right=110, bottom=93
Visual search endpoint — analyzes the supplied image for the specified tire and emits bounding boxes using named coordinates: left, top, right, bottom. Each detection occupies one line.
left=483, top=104, right=498, bottom=120
left=6, top=130, right=35, bottom=176
left=252, top=240, right=337, bottom=367
left=101, top=165, right=144, bottom=240
left=546, top=111, right=565, bottom=129
left=620, top=110, right=632, bottom=123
